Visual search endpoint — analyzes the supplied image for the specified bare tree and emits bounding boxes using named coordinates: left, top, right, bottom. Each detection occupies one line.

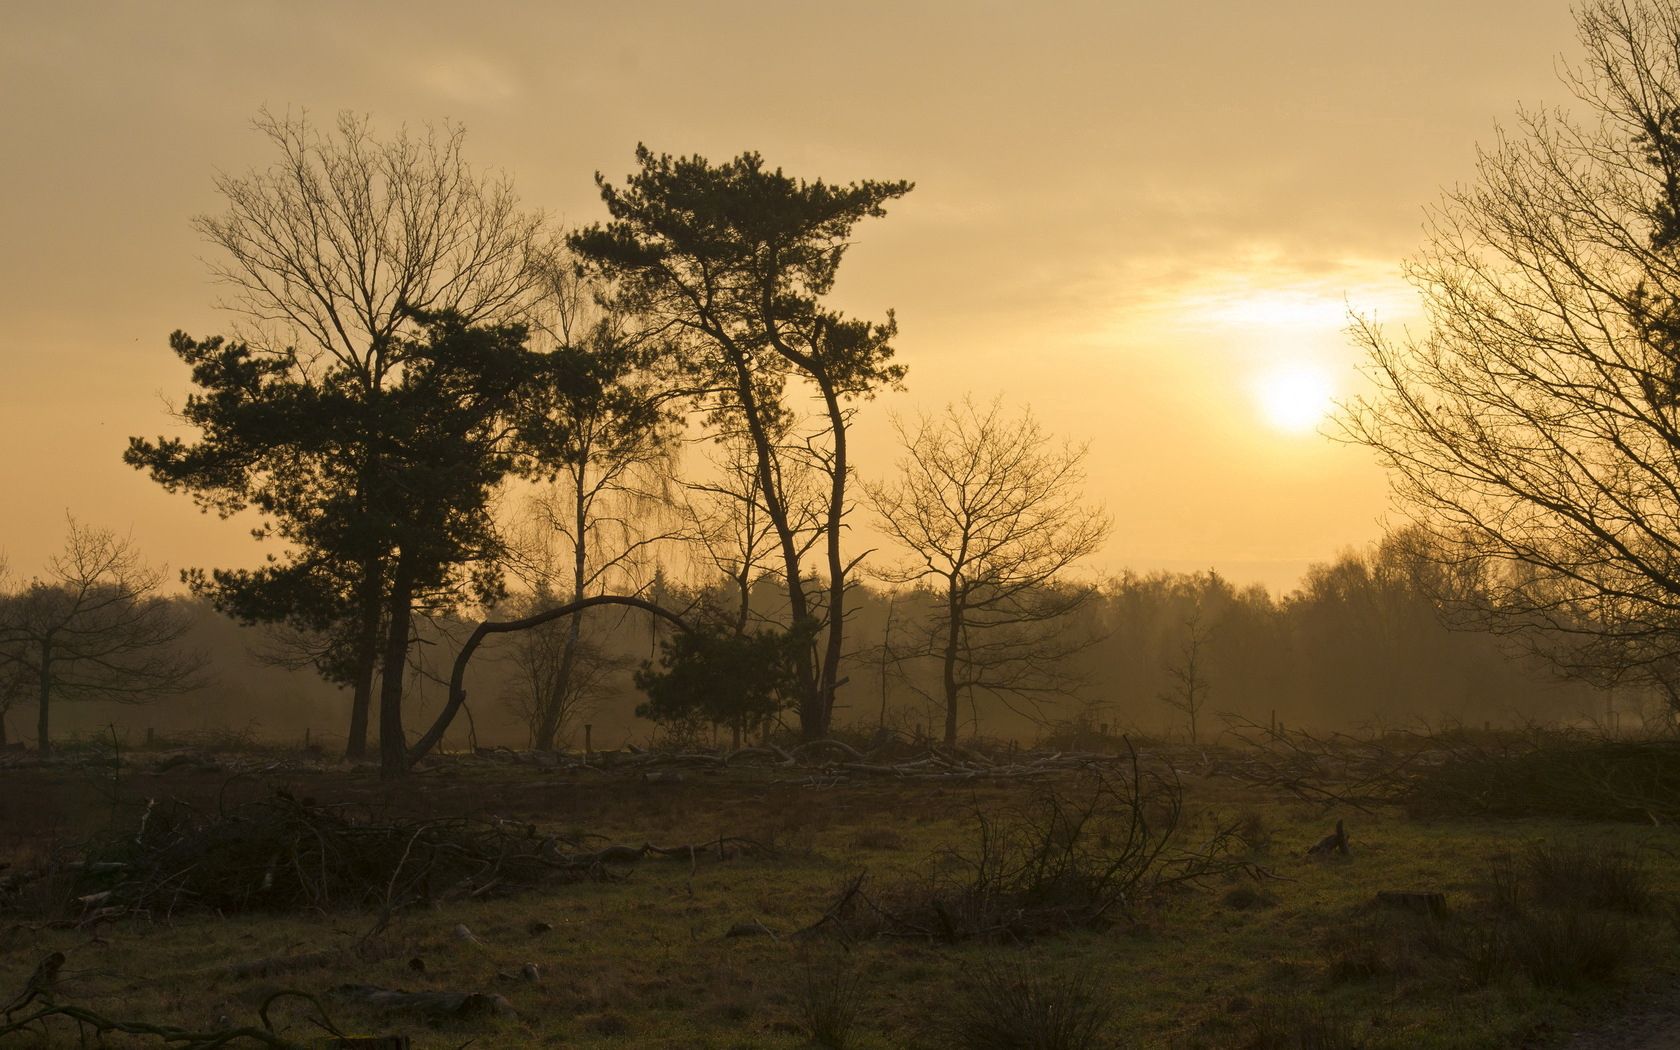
left=182, top=108, right=548, bottom=759
left=680, top=427, right=825, bottom=636
left=498, top=256, right=682, bottom=750
left=1160, top=609, right=1212, bottom=743
left=1343, top=1, right=1680, bottom=702
left=0, top=521, right=205, bottom=755
left=867, top=397, right=1112, bottom=744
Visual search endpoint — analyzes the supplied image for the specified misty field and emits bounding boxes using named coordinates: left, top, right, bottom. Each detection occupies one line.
left=3, top=729, right=1679, bottom=1049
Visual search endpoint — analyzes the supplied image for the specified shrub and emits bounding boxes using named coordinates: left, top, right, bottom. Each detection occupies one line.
left=1522, top=842, right=1654, bottom=914
left=1507, top=909, right=1637, bottom=989
left=796, top=953, right=864, bottom=1050
left=930, top=961, right=1118, bottom=1050
left=822, top=752, right=1264, bottom=942
left=1243, top=999, right=1363, bottom=1050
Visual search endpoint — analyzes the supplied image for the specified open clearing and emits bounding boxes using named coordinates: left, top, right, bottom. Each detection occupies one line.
left=2, top=736, right=1678, bottom=1048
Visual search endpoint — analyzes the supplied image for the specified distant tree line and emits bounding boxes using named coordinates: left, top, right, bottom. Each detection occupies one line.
left=3, top=532, right=1619, bottom=752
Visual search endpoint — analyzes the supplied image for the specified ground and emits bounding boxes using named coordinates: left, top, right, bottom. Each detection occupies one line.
left=1, top=741, right=1678, bottom=1048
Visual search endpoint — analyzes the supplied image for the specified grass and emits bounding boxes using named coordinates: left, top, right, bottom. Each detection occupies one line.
left=926, top=960, right=1119, bottom=1049
left=0, top=755, right=1678, bottom=1048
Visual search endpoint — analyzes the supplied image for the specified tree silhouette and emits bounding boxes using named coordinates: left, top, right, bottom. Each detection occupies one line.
left=1345, top=1, right=1680, bottom=703
left=154, top=109, right=547, bottom=758
left=571, top=146, right=911, bottom=739
left=135, top=312, right=599, bottom=775
left=0, top=521, right=205, bottom=755
left=867, top=398, right=1110, bottom=744
left=506, top=256, right=682, bottom=750
left=1159, top=609, right=1212, bottom=743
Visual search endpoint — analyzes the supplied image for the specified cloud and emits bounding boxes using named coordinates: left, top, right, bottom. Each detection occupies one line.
left=417, top=54, right=519, bottom=106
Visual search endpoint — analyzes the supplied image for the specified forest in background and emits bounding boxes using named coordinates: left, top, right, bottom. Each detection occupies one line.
left=15, top=536, right=1616, bottom=753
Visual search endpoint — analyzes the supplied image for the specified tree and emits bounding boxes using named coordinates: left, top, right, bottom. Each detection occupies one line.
left=634, top=622, right=804, bottom=748
left=680, top=428, right=821, bottom=636
left=867, top=397, right=1112, bottom=744
left=571, top=147, right=912, bottom=739
left=1344, top=1, right=1680, bottom=701
left=1159, top=608, right=1212, bottom=743
left=0, top=521, right=205, bottom=755
left=505, top=256, right=682, bottom=750
left=134, top=109, right=547, bottom=760
left=136, top=311, right=597, bottom=775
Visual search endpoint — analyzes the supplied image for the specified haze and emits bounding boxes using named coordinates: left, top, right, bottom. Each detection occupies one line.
left=0, top=1, right=1582, bottom=590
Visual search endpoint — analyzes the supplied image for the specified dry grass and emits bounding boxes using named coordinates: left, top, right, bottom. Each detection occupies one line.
left=1, top=749, right=1678, bottom=1048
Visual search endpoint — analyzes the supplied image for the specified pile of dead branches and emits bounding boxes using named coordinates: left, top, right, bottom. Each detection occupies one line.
left=50, top=792, right=754, bottom=921
left=463, top=736, right=1209, bottom=784
left=805, top=750, right=1267, bottom=942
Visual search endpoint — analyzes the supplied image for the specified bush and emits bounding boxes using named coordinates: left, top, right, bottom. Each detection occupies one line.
left=1450, top=848, right=1648, bottom=989
left=822, top=753, right=1263, bottom=942
left=1522, top=841, right=1654, bottom=914
left=1242, top=999, right=1363, bottom=1050
left=796, top=953, right=864, bottom=1050
left=1406, top=735, right=1680, bottom=823
left=930, top=961, right=1117, bottom=1050
left=1508, top=909, right=1637, bottom=988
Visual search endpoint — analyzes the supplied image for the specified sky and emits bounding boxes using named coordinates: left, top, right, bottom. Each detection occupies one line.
left=0, top=1, right=1587, bottom=594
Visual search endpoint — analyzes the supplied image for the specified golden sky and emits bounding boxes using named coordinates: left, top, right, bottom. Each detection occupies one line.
left=0, top=1, right=1585, bottom=593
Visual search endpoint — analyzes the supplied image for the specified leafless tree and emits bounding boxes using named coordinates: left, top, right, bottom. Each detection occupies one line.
left=497, top=256, right=682, bottom=750
left=867, top=397, right=1112, bottom=744
left=680, top=427, right=824, bottom=635
left=1160, top=609, right=1212, bottom=743
left=1343, top=1, right=1680, bottom=705
left=0, top=521, right=206, bottom=755
left=192, top=108, right=548, bottom=759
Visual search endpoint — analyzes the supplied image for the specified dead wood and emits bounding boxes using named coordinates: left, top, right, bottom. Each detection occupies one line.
left=804, top=747, right=1273, bottom=943
left=0, top=982, right=344, bottom=1048
left=41, top=792, right=760, bottom=922
left=3, top=951, right=62, bottom=1020
left=1307, top=819, right=1350, bottom=857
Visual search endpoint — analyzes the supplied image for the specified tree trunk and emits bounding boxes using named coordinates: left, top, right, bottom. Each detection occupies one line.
left=943, top=586, right=961, bottom=746
left=728, top=357, right=821, bottom=738
left=346, top=560, right=383, bottom=760
left=534, top=629, right=579, bottom=751
left=734, top=568, right=751, bottom=636
left=378, top=558, right=415, bottom=778
left=535, top=470, right=590, bottom=752
left=36, top=638, right=52, bottom=757
left=817, top=378, right=848, bottom=737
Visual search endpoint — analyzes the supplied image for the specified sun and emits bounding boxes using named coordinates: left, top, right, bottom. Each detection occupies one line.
left=1253, top=363, right=1335, bottom=435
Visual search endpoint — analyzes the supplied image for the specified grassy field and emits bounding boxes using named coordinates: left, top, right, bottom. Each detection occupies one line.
left=2, top=738, right=1678, bottom=1049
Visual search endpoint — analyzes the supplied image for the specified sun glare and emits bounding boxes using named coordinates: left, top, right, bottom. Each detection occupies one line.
left=1254, top=364, right=1335, bottom=435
